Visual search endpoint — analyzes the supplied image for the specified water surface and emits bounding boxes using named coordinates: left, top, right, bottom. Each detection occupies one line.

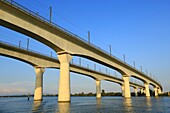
left=0, top=96, right=170, bottom=113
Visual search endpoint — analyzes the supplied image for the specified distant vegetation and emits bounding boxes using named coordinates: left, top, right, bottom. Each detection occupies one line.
left=71, top=92, right=122, bottom=96
left=159, top=92, right=170, bottom=96
left=0, top=91, right=169, bottom=98
left=0, top=95, right=33, bottom=98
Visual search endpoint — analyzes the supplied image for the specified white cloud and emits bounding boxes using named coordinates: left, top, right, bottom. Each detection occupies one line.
left=0, top=81, right=34, bottom=95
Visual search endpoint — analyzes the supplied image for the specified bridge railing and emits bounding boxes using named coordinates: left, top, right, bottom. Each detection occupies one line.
left=1, top=0, right=161, bottom=86
left=0, top=40, right=56, bottom=60
left=1, top=0, right=128, bottom=64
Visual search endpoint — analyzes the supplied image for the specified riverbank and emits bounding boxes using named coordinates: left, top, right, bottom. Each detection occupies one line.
left=1, top=91, right=169, bottom=98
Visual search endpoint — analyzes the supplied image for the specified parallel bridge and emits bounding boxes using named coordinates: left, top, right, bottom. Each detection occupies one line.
left=0, top=0, right=162, bottom=102
left=0, top=41, right=144, bottom=99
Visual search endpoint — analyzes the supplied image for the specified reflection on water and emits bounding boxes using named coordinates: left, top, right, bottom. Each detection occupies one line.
left=32, top=100, right=43, bottom=112
left=146, top=97, right=152, bottom=112
left=146, top=97, right=151, bottom=107
left=0, top=97, right=170, bottom=113
left=57, top=102, right=70, bottom=113
left=96, top=98, right=101, bottom=106
left=123, top=98, right=134, bottom=112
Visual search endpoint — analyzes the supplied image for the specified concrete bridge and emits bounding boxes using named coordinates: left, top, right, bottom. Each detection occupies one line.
left=0, top=0, right=162, bottom=102
left=0, top=41, right=144, bottom=100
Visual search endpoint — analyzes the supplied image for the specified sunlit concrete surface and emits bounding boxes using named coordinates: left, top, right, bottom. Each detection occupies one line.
left=0, top=0, right=163, bottom=102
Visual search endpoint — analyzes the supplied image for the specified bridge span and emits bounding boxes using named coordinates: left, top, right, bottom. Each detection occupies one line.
left=0, top=0, right=162, bottom=102
left=0, top=41, right=145, bottom=100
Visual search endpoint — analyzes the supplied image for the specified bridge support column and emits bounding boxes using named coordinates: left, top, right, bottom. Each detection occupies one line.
left=134, top=87, right=138, bottom=96
left=121, top=85, right=124, bottom=97
left=144, top=83, right=150, bottom=97
left=143, top=89, right=146, bottom=94
left=34, top=67, right=45, bottom=101
left=140, top=88, right=144, bottom=94
left=154, top=87, right=158, bottom=97
left=123, top=76, right=131, bottom=98
left=58, top=53, right=72, bottom=102
left=158, top=88, right=162, bottom=94
left=96, top=79, right=101, bottom=99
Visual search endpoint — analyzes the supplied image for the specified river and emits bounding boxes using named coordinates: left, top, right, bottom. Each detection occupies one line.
left=0, top=96, right=170, bottom=113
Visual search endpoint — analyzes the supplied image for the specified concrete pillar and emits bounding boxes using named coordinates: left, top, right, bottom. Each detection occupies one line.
left=143, top=89, right=146, bottom=94
left=154, top=87, right=158, bottom=97
left=144, top=83, right=150, bottom=97
left=96, top=79, right=101, bottom=99
left=58, top=53, right=72, bottom=102
left=158, top=88, right=162, bottom=94
left=140, top=88, right=144, bottom=94
left=134, top=87, right=138, bottom=96
left=34, top=67, right=45, bottom=101
left=121, top=85, right=124, bottom=97
left=122, top=76, right=131, bottom=98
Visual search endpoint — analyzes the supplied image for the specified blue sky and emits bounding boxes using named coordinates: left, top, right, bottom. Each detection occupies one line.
left=0, top=0, right=170, bottom=95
